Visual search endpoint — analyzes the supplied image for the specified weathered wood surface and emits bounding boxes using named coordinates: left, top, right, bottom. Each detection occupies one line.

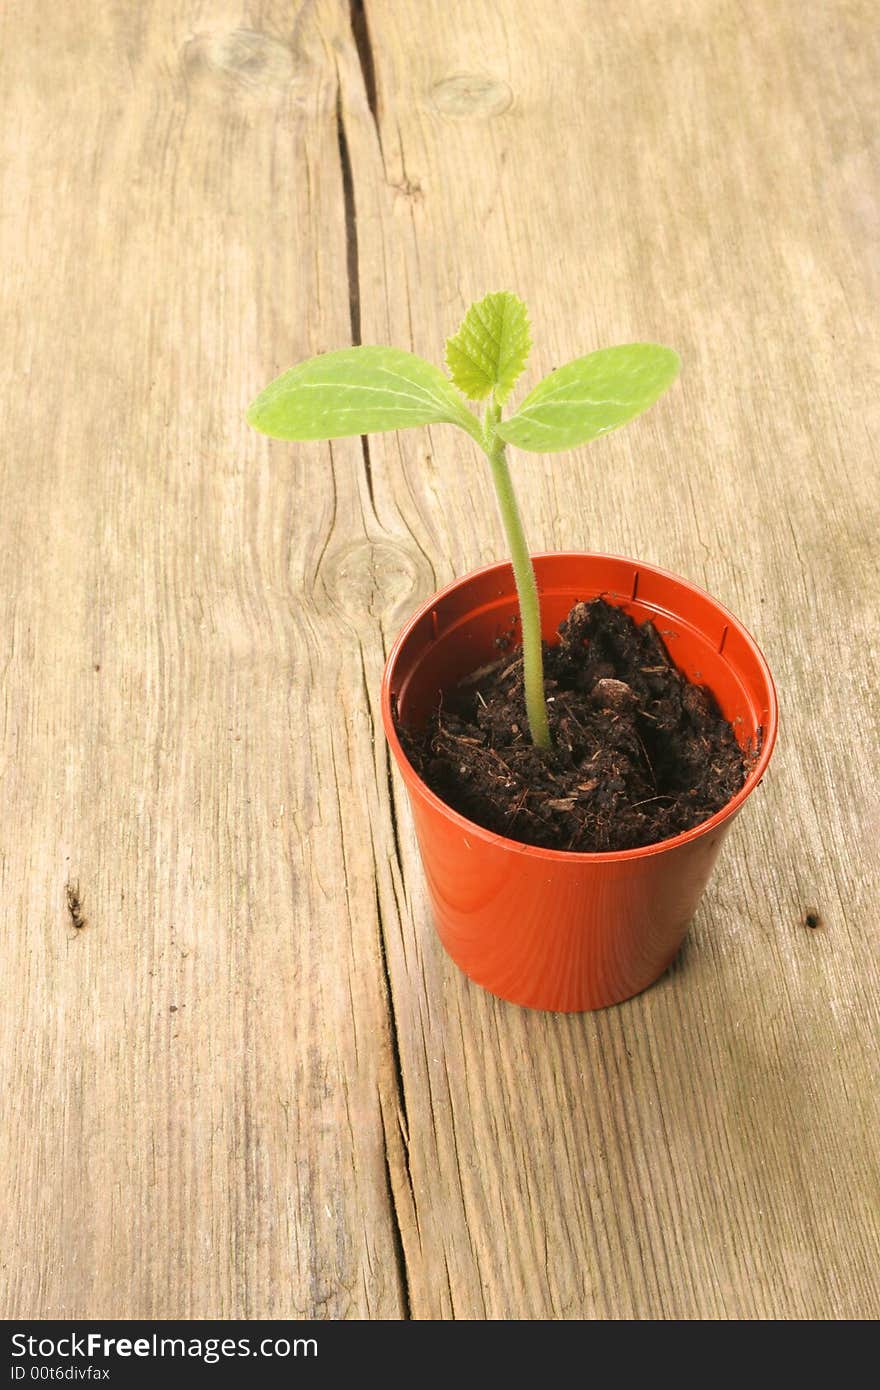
left=1, top=0, right=877, bottom=1320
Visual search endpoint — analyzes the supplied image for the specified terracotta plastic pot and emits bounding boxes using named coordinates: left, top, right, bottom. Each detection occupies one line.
left=381, top=553, right=778, bottom=1012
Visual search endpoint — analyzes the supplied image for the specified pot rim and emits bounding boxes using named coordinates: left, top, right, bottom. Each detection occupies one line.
left=380, top=552, right=779, bottom=864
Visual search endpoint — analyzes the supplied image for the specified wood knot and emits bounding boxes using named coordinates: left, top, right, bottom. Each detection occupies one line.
left=66, top=881, right=87, bottom=931
left=321, top=540, right=430, bottom=627
left=430, top=73, right=513, bottom=118
left=182, top=29, right=302, bottom=98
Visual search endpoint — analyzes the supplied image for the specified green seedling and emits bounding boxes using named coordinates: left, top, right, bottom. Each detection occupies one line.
left=247, top=292, right=679, bottom=749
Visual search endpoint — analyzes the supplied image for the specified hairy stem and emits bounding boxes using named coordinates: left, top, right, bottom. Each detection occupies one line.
left=484, top=404, right=551, bottom=749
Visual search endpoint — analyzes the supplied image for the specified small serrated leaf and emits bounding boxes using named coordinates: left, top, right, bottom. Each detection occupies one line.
left=445, top=292, right=531, bottom=403
left=496, top=343, right=680, bottom=453
left=247, top=346, right=483, bottom=445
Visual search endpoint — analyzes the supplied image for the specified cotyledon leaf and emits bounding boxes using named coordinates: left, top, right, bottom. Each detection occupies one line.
left=496, top=343, right=680, bottom=453
left=247, top=346, right=483, bottom=445
left=445, top=291, right=531, bottom=403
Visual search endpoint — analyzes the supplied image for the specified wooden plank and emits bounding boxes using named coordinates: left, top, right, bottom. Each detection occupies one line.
left=0, top=0, right=407, bottom=1319
left=345, top=0, right=880, bottom=1317
left=1, top=0, right=877, bottom=1322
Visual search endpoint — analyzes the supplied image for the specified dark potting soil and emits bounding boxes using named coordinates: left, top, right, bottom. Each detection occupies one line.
left=399, top=598, right=749, bottom=853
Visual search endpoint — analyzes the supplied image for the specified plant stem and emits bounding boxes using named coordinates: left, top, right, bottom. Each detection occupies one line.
left=484, top=403, right=552, bottom=750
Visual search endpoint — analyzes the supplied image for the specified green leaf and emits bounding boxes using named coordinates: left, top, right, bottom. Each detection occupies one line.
left=247, top=346, right=483, bottom=445
left=445, top=291, right=531, bottom=404
left=496, top=343, right=680, bottom=453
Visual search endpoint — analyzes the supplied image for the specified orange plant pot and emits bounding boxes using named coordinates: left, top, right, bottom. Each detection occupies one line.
left=381, top=553, right=778, bottom=1012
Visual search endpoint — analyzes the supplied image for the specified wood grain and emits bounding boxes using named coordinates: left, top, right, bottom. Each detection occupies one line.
left=1, top=0, right=877, bottom=1320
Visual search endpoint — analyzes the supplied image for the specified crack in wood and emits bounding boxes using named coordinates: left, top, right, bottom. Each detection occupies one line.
left=351, top=632, right=416, bottom=1313
left=379, top=1061, right=413, bottom=1319
left=349, top=0, right=381, bottom=144
left=373, top=869, right=417, bottom=1318
left=383, top=745, right=407, bottom=886
left=335, top=15, right=424, bottom=1317
left=370, top=745, right=418, bottom=1315
left=335, top=86, right=361, bottom=348
left=335, top=83, right=375, bottom=511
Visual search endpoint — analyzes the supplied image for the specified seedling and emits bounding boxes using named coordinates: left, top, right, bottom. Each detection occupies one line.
left=247, top=292, right=679, bottom=749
